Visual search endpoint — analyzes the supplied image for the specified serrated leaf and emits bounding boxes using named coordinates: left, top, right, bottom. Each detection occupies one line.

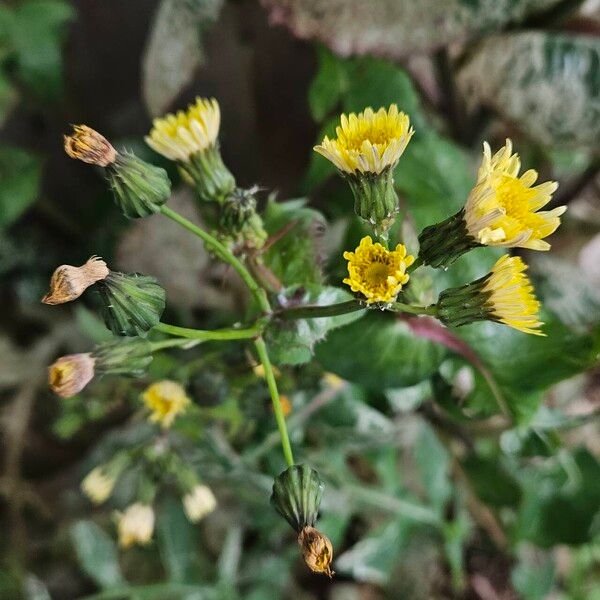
left=70, top=521, right=126, bottom=590
left=262, top=198, right=327, bottom=286
left=458, top=32, right=600, bottom=147
left=262, top=0, right=562, bottom=59
left=265, top=285, right=364, bottom=365
left=315, top=312, right=447, bottom=390
left=142, top=0, right=224, bottom=116
left=0, top=145, right=41, bottom=228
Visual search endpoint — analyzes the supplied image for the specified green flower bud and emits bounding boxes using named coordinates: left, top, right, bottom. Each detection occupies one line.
left=92, top=338, right=153, bottom=377
left=183, top=145, right=236, bottom=204
left=271, top=464, right=324, bottom=533
left=96, top=272, right=166, bottom=337
left=107, top=152, right=171, bottom=218
left=220, top=187, right=267, bottom=249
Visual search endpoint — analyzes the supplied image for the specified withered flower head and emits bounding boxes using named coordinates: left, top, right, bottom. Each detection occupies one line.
left=298, top=526, right=334, bottom=578
left=42, top=256, right=109, bottom=305
left=48, top=353, right=95, bottom=398
left=64, top=125, right=117, bottom=167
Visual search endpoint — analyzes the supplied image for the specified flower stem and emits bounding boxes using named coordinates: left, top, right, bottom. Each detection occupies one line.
left=277, top=300, right=364, bottom=320
left=154, top=322, right=262, bottom=341
left=254, top=336, right=294, bottom=467
left=389, top=301, right=438, bottom=316
left=407, top=256, right=423, bottom=273
left=160, top=205, right=271, bottom=314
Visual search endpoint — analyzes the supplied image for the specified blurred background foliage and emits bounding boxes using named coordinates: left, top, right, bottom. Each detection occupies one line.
left=0, top=0, right=599, bottom=598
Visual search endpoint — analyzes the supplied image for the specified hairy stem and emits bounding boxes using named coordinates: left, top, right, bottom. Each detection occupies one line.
left=389, top=301, right=439, bottom=316
left=154, top=322, right=262, bottom=342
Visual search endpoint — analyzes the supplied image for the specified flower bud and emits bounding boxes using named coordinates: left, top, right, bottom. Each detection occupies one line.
left=298, top=526, right=334, bottom=578
left=64, top=125, right=116, bottom=167
left=220, top=188, right=267, bottom=249
left=81, top=466, right=117, bottom=505
left=117, top=503, right=155, bottom=548
left=183, top=484, right=217, bottom=523
left=96, top=272, right=166, bottom=337
left=42, top=256, right=109, bottom=304
left=93, top=338, right=154, bottom=378
left=48, top=353, right=95, bottom=398
left=271, top=464, right=324, bottom=533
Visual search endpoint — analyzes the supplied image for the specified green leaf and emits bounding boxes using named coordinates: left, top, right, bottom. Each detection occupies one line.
left=0, top=145, right=41, bottom=228
left=415, top=422, right=451, bottom=514
left=512, top=547, right=555, bottom=600
left=308, top=45, right=349, bottom=121
left=70, top=521, right=126, bottom=590
left=265, top=285, right=364, bottom=365
left=262, top=198, right=327, bottom=286
left=157, top=495, right=197, bottom=583
left=462, top=454, right=522, bottom=508
left=458, top=33, right=600, bottom=147
left=515, top=449, right=600, bottom=547
left=7, top=0, right=75, bottom=100
left=0, top=70, right=17, bottom=126
left=315, top=312, right=447, bottom=390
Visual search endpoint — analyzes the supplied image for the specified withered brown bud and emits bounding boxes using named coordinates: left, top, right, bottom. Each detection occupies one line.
left=48, top=353, right=95, bottom=398
left=42, top=256, right=109, bottom=304
left=64, top=125, right=117, bottom=167
left=298, top=526, right=334, bottom=578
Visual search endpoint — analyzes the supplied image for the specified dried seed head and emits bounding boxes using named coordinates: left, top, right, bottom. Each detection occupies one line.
left=64, top=125, right=117, bottom=166
left=298, top=526, right=334, bottom=578
left=42, top=256, right=109, bottom=304
left=48, top=353, right=95, bottom=398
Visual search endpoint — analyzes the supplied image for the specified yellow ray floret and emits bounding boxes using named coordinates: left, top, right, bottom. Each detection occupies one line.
left=314, top=105, right=414, bottom=175
left=145, top=97, right=221, bottom=162
left=464, top=139, right=565, bottom=251
left=343, top=236, right=414, bottom=304
left=142, top=380, right=191, bottom=428
left=483, top=255, right=544, bottom=336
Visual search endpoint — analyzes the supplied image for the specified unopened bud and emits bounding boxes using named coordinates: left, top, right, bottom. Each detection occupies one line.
left=298, top=526, right=334, bottom=577
left=64, top=125, right=117, bottom=167
left=48, top=353, right=95, bottom=398
left=42, top=256, right=109, bottom=304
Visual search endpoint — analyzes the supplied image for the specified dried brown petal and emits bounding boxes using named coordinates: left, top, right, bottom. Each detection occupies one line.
left=42, top=256, right=109, bottom=304
left=48, top=353, right=95, bottom=398
left=298, top=526, right=334, bottom=577
left=64, top=125, right=117, bottom=167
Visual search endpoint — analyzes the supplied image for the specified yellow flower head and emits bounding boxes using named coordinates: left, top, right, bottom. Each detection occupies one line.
left=117, top=503, right=155, bottom=548
left=81, top=466, right=116, bottom=505
left=343, top=236, right=414, bottom=304
left=48, top=353, right=96, bottom=398
left=314, top=105, right=414, bottom=174
left=483, top=255, right=544, bottom=335
left=465, top=139, right=565, bottom=251
left=145, top=97, right=221, bottom=162
left=142, top=380, right=190, bottom=428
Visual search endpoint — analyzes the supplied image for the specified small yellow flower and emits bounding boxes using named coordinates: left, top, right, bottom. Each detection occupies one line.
left=81, top=466, right=116, bottom=505
left=343, top=236, right=414, bottom=304
left=183, top=484, right=217, bottom=523
left=117, top=503, right=155, bottom=548
left=314, top=105, right=413, bottom=174
left=483, top=255, right=544, bottom=335
left=145, top=97, right=221, bottom=162
left=48, top=353, right=95, bottom=398
left=465, top=139, right=565, bottom=251
left=142, top=380, right=191, bottom=428
left=64, top=125, right=117, bottom=167
left=42, top=256, right=109, bottom=305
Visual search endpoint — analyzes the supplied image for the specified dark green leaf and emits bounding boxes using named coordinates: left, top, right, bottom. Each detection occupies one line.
left=0, top=145, right=41, bottom=228
left=70, top=521, right=126, bottom=589
left=462, top=454, right=522, bottom=508
left=308, top=45, right=349, bottom=121
left=315, top=312, right=447, bottom=390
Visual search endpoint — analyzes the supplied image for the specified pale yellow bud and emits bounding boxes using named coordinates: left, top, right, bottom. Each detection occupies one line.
left=117, top=503, right=155, bottom=548
left=183, top=485, right=217, bottom=523
left=64, top=125, right=117, bottom=167
left=81, top=467, right=116, bottom=504
left=48, top=353, right=95, bottom=398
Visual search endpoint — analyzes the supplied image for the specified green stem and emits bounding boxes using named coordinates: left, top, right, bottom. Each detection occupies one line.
left=149, top=338, right=201, bottom=352
left=154, top=321, right=262, bottom=341
left=160, top=205, right=270, bottom=314
left=277, top=299, right=364, bottom=320
left=389, top=301, right=439, bottom=316
left=407, top=256, right=423, bottom=273
left=254, top=336, right=294, bottom=467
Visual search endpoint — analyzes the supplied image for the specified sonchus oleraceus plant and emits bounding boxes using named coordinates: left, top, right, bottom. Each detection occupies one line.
left=44, top=99, right=565, bottom=576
